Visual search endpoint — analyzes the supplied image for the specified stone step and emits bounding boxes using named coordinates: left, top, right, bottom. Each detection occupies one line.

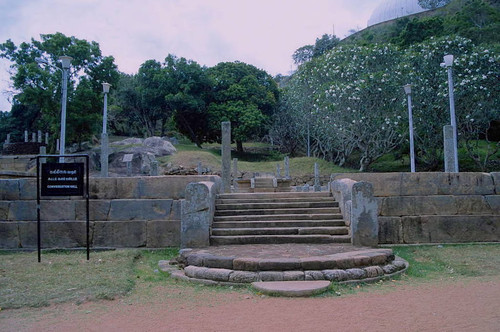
left=217, top=192, right=331, bottom=200
left=216, top=197, right=336, bottom=204
left=211, top=226, right=349, bottom=236
left=210, top=234, right=351, bottom=245
left=216, top=201, right=339, bottom=210
left=212, top=220, right=346, bottom=228
left=213, top=214, right=343, bottom=222
left=251, top=281, right=331, bottom=297
left=215, top=207, right=340, bottom=216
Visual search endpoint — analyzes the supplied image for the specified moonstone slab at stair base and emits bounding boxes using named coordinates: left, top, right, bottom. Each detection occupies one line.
left=252, top=281, right=331, bottom=297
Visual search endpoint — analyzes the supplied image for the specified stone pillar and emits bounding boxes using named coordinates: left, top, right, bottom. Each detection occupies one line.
left=39, top=146, right=47, bottom=164
left=100, top=133, right=109, bottom=177
left=37, top=130, right=42, bottom=143
left=45, top=132, right=49, bottom=145
left=126, top=161, right=132, bottom=177
left=232, top=158, right=238, bottom=178
left=284, top=156, right=290, bottom=179
left=5, top=134, right=10, bottom=144
left=150, top=160, right=158, bottom=176
left=197, top=161, right=203, bottom=175
left=24, top=130, right=28, bottom=142
left=181, top=181, right=218, bottom=248
left=276, top=163, right=281, bottom=178
left=32, top=133, right=36, bottom=142
left=314, top=163, right=321, bottom=192
left=221, top=121, right=231, bottom=193
left=351, top=181, right=378, bottom=247
left=443, top=125, right=457, bottom=172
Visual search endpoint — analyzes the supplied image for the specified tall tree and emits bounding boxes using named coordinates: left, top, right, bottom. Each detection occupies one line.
left=207, top=62, right=279, bottom=152
left=0, top=33, right=119, bottom=147
left=165, top=55, right=212, bottom=147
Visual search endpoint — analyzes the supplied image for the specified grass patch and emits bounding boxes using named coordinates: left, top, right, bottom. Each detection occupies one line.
left=392, top=243, right=500, bottom=279
left=0, top=249, right=178, bottom=309
left=323, top=243, right=500, bottom=297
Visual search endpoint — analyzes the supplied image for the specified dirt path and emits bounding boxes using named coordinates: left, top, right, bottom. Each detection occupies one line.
left=2, top=278, right=499, bottom=332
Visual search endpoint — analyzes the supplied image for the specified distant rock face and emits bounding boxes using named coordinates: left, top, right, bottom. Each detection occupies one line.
left=143, top=137, right=177, bottom=156
left=98, top=137, right=177, bottom=176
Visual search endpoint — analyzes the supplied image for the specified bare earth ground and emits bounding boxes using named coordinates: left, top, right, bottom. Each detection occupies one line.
left=1, top=277, right=499, bottom=332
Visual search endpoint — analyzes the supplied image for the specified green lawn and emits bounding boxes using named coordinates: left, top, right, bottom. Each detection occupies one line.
left=1, top=244, right=499, bottom=308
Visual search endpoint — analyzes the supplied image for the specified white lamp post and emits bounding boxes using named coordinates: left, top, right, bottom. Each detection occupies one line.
left=35, top=56, right=73, bottom=162
left=101, top=83, right=111, bottom=177
left=441, top=54, right=459, bottom=172
left=403, top=84, right=416, bottom=173
left=59, top=56, right=72, bottom=162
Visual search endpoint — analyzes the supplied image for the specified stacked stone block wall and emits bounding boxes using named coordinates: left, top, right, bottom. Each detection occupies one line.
left=0, top=175, right=220, bottom=249
left=331, top=172, right=500, bottom=244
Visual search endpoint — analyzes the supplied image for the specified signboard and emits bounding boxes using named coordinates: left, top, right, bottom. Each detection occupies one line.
left=122, top=154, right=134, bottom=162
left=41, top=162, right=84, bottom=196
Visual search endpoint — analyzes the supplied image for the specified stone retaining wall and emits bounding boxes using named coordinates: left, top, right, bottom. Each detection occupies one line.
left=331, top=172, right=500, bottom=244
left=0, top=175, right=220, bottom=249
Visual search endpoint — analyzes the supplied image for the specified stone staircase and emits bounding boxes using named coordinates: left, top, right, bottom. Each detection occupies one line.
left=211, top=192, right=350, bottom=245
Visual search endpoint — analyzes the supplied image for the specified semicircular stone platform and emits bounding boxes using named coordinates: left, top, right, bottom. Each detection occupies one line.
left=163, top=244, right=408, bottom=286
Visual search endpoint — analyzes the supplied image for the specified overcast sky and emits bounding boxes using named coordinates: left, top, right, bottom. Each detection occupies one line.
left=0, top=0, right=381, bottom=112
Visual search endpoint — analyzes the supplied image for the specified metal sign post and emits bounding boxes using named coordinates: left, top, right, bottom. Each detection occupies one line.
left=36, top=154, right=90, bottom=262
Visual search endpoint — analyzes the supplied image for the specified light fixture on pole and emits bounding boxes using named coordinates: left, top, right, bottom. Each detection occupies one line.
left=35, top=55, right=73, bottom=162
left=101, top=83, right=111, bottom=177
left=59, top=56, right=72, bottom=162
left=403, top=84, right=416, bottom=173
left=441, top=54, right=459, bottom=172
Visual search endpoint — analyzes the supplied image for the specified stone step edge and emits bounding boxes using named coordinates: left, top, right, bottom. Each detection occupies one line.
left=164, top=258, right=409, bottom=287
left=180, top=249, right=394, bottom=271
left=251, top=280, right=331, bottom=297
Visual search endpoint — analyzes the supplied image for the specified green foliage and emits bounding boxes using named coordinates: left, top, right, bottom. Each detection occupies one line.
left=418, top=0, right=452, bottom=9
left=207, top=62, right=279, bottom=152
left=278, top=35, right=499, bottom=171
left=166, top=55, right=213, bottom=147
left=396, top=17, right=445, bottom=46
left=292, top=34, right=340, bottom=65
left=0, top=32, right=119, bottom=147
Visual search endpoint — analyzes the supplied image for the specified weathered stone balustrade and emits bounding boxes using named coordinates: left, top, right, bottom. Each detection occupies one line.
left=330, top=179, right=379, bottom=247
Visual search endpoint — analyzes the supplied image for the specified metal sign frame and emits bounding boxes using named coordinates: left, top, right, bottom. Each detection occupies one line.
left=36, top=154, right=90, bottom=262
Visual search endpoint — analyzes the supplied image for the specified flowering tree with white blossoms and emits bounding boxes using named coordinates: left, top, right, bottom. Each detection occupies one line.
left=282, top=44, right=406, bottom=171
left=276, top=35, right=499, bottom=171
left=402, top=36, right=499, bottom=170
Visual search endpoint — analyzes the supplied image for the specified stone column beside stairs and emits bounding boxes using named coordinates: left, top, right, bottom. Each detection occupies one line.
left=181, top=181, right=220, bottom=248
left=221, top=121, right=231, bottom=193
left=331, top=179, right=378, bottom=247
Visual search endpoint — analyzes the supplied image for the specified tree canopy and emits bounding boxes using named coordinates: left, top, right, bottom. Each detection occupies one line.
left=206, top=61, right=279, bottom=152
left=0, top=32, right=119, bottom=146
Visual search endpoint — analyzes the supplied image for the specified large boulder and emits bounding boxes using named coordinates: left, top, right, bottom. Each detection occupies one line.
left=98, top=137, right=176, bottom=176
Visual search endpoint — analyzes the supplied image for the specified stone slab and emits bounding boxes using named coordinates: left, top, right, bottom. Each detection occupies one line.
left=146, top=220, right=180, bottom=247
left=401, top=215, right=500, bottom=243
left=93, top=220, right=146, bottom=247
left=331, top=172, right=496, bottom=196
left=17, top=221, right=90, bottom=248
left=378, top=217, right=403, bottom=244
left=0, top=222, right=20, bottom=248
left=75, top=200, right=111, bottom=221
left=109, top=199, right=173, bottom=221
left=252, top=281, right=330, bottom=297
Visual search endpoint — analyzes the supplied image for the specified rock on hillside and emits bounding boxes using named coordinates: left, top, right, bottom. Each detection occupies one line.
left=96, top=137, right=176, bottom=176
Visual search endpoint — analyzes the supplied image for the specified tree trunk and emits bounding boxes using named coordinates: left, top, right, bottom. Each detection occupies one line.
left=236, top=140, right=243, bottom=153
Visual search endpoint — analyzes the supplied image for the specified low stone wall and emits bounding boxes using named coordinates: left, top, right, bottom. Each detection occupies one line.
left=331, top=172, right=500, bottom=244
left=0, top=155, right=37, bottom=173
left=0, top=175, right=220, bottom=249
